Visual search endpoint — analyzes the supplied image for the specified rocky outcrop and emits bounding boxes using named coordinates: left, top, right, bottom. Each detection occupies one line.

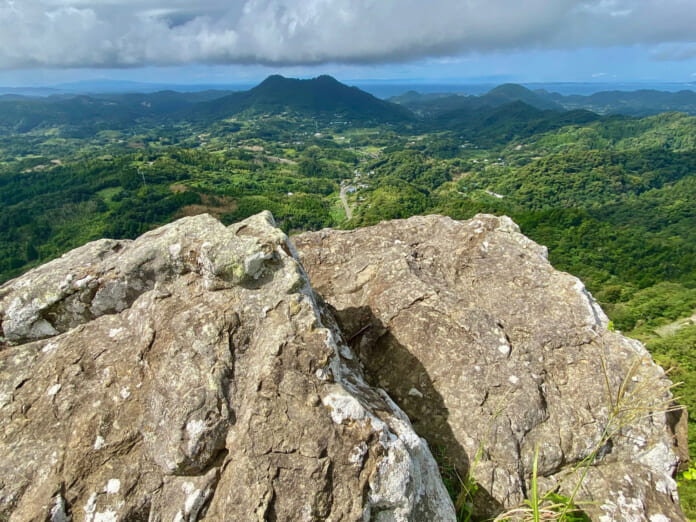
left=0, top=212, right=454, bottom=521
left=0, top=211, right=686, bottom=521
left=296, top=214, right=686, bottom=521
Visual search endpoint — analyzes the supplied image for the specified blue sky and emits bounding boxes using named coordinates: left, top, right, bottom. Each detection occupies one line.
left=0, top=1, right=695, bottom=87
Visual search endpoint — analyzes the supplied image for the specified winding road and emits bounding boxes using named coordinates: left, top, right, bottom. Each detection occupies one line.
left=340, top=184, right=353, bottom=220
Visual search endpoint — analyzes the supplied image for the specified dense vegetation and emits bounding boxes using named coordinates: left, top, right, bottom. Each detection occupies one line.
left=2, top=75, right=696, bottom=516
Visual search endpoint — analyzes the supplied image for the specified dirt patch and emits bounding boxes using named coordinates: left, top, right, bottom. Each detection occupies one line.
left=178, top=205, right=215, bottom=217
left=176, top=194, right=238, bottom=219
left=22, top=163, right=51, bottom=173
left=267, top=156, right=297, bottom=165
left=656, top=311, right=696, bottom=337
left=170, top=183, right=188, bottom=193
left=242, top=145, right=264, bottom=152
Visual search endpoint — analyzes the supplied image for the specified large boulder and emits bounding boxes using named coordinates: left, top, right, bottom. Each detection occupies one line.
left=0, top=212, right=454, bottom=522
left=295, top=214, right=686, bottom=521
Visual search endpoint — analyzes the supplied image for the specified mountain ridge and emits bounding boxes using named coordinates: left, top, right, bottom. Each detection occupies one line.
left=190, top=74, right=414, bottom=123
left=392, top=83, right=696, bottom=116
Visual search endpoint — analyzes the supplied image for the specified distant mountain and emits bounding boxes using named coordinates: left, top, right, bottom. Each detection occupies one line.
left=97, top=90, right=237, bottom=114
left=388, top=90, right=460, bottom=105
left=0, top=86, right=64, bottom=97
left=482, top=84, right=562, bottom=111
left=0, top=90, right=234, bottom=134
left=390, top=83, right=562, bottom=116
left=55, top=79, right=171, bottom=94
left=53, top=80, right=253, bottom=95
left=0, top=94, right=30, bottom=101
left=355, top=82, right=496, bottom=99
left=391, top=83, right=696, bottom=117
left=541, top=89, right=696, bottom=116
left=191, top=75, right=414, bottom=122
left=389, top=92, right=476, bottom=116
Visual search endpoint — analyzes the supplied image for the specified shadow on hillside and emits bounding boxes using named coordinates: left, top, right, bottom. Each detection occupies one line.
left=332, top=304, right=504, bottom=520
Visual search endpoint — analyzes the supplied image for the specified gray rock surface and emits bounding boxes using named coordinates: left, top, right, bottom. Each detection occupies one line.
left=0, top=212, right=455, bottom=522
left=295, top=213, right=687, bottom=521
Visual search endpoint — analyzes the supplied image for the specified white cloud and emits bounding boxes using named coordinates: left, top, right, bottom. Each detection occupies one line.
left=0, top=0, right=695, bottom=68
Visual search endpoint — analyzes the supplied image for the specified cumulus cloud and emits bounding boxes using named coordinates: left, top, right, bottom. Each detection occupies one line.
left=0, top=0, right=695, bottom=68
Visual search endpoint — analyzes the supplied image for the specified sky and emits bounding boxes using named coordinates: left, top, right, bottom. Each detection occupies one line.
left=1, top=0, right=696, bottom=87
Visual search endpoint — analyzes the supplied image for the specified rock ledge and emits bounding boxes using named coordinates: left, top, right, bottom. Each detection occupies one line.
left=0, top=212, right=454, bottom=522
left=296, top=213, right=686, bottom=521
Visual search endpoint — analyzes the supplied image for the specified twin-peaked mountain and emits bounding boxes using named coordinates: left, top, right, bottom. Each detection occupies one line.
left=190, top=74, right=414, bottom=122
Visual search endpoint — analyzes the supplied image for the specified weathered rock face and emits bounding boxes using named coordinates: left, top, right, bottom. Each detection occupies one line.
left=295, top=214, right=686, bottom=521
left=0, top=212, right=455, bottom=522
